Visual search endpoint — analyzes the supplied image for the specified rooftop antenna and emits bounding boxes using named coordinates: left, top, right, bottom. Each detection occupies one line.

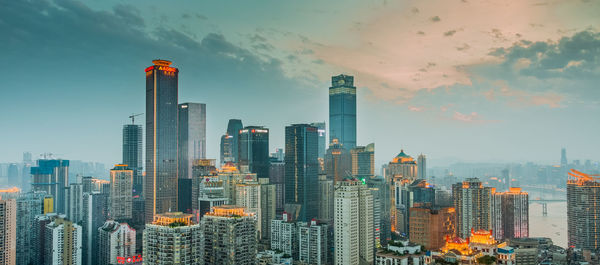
left=129, top=113, right=143, bottom=124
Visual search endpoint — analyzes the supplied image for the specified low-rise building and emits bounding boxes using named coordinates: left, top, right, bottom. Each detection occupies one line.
left=375, top=239, right=425, bottom=265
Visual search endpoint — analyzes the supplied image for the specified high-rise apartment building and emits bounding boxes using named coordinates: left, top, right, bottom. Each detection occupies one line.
left=145, top=59, right=179, bottom=223
left=235, top=179, right=276, bottom=241
left=385, top=150, right=418, bottom=236
left=325, top=138, right=352, bottom=184
left=351, top=143, right=375, bottom=180
left=268, top=157, right=285, bottom=215
left=0, top=198, right=16, bottom=265
left=109, top=165, right=133, bottom=221
left=201, top=206, right=257, bottom=265
left=567, top=169, right=600, bottom=250
left=285, top=124, right=319, bottom=222
left=44, top=215, right=82, bottom=265
left=143, top=212, right=202, bottom=265
left=298, top=219, right=329, bottom=265
left=220, top=119, right=243, bottom=166
left=178, top=102, right=207, bottom=179
left=318, top=174, right=334, bottom=224
left=31, top=159, right=69, bottom=214
left=271, top=212, right=299, bottom=259
left=82, top=192, right=109, bottom=265
left=329, top=74, right=356, bottom=150
left=452, top=178, right=492, bottom=238
left=65, top=182, right=84, bottom=224
left=491, top=187, right=529, bottom=240
left=16, top=191, right=47, bottom=265
left=409, top=206, right=456, bottom=250
left=122, top=124, right=143, bottom=196
left=417, top=154, right=426, bottom=180
left=97, top=220, right=136, bottom=265
left=239, top=126, right=270, bottom=179
left=334, top=178, right=374, bottom=265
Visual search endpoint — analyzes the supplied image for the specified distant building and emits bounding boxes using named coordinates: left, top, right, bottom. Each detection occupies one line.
left=0, top=198, right=16, bottom=265
left=567, top=169, right=600, bottom=251
left=284, top=124, right=319, bottom=222
left=491, top=187, right=529, bottom=240
left=143, top=212, right=202, bottom=265
left=409, top=206, right=456, bottom=250
left=178, top=102, right=207, bottom=179
left=109, top=165, right=133, bottom=221
left=44, top=215, right=82, bottom=265
left=239, top=126, right=270, bottom=179
left=201, top=206, right=257, bottom=265
left=329, top=74, right=356, bottom=150
left=31, top=159, right=69, bottom=214
left=145, top=59, right=179, bottom=223
left=122, top=124, right=143, bottom=196
left=220, top=119, right=243, bottom=166
left=452, top=178, right=492, bottom=238
left=97, top=220, right=136, bottom=265
left=298, top=219, right=329, bottom=265
left=417, top=154, right=426, bottom=180
left=351, top=143, right=375, bottom=180
left=325, top=138, right=352, bottom=184
left=335, top=178, right=374, bottom=265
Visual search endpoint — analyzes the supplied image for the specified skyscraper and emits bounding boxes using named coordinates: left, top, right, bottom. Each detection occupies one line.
left=491, top=187, right=529, bottom=240
left=31, top=159, right=69, bottom=214
left=238, top=126, right=270, bottom=179
left=284, top=124, right=319, bottom=222
left=201, top=206, right=257, bottom=265
left=0, top=198, right=16, bottom=265
left=143, top=212, right=202, bottom=265
left=109, top=165, right=133, bottom=221
left=97, top=220, right=136, bottom=265
left=82, top=192, right=109, bottom=265
left=351, top=143, right=375, bottom=180
left=44, top=215, right=83, bottom=265
left=385, top=150, right=418, bottom=236
left=567, top=169, right=600, bottom=251
left=220, top=119, right=243, bottom=165
left=561, top=148, right=568, bottom=167
left=452, top=178, right=492, bottom=238
left=329, top=74, right=357, bottom=150
left=268, top=156, right=285, bottom=215
left=325, top=138, right=352, bottom=184
left=334, top=178, right=374, bottom=265
left=178, top=102, right=207, bottom=179
left=122, top=123, right=143, bottom=196
left=145, top=59, right=179, bottom=223
left=417, top=154, right=426, bottom=180
left=310, top=122, right=327, bottom=159
left=7, top=164, right=18, bottom=188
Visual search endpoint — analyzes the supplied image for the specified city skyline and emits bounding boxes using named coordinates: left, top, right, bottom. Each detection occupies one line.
left=2, top=0, right=600, bottom=169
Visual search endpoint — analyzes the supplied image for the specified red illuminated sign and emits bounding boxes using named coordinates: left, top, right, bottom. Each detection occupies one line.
left=116, top=255, right=142, bottom=264
left=144, top=66, right=154, bottom=72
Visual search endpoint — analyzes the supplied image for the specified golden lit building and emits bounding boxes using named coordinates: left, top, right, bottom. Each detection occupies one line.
left=567, top=169, right=600, bottom=251
left=201, top=206, right=257, bottom=265
left=409, top=206, right=456, bottom=250
left=427, top=229, right=502, bottom=264
left=143, top=212, right=202, bottom=265
left=385, top=150, right=418, bottom=234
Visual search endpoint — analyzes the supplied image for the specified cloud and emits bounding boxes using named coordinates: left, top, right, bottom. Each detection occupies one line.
left=430, top=16, right=441, bottom=22
left=408, top=106, right=426, bottom=112
left=452, top=111, right=498, bottom=123
left=444, top=30, right=457, bottom=37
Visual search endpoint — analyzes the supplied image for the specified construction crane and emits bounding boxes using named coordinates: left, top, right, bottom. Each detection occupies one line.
left=129, top=113, right=143, bottom=124
left=567, top=168, right=600, bottom=185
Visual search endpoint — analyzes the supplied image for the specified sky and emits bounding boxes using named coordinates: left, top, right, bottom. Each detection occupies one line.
left=1, top=0, right=600, bottom=169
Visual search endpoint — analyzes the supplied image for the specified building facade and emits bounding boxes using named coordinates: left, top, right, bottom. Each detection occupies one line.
left=143, top=212, right=202, bottom=265
left=145, top=59, right=179, bottom=223
left=31, top=159, right=69, bottom=214
left=491, top=187, right=529, bottom=240
left=0, top=198, right=16, bottom=265
left=220, top=119, right=243, bottom=166
left=329, top=74, right=357, bottom=150
left=409, top=206, right=456, bottom=250
left=122, top=124, right=143, bottom=196
left=98, top=220, right=136, bottom=265
left=201, top=206, right=257, bottom=265
left=325, top=138, right=352, bottom=184
left=351, top=143, right=375, bottom=180
left=178, top=102, right=207, bottom=179
left=238, top=126, right=270, bottom=179
left=567, top=169, right=600, bottom=250
left=16, top=191, right=47, bottom=265
left=45, top=215, right=82, bottom=265
left=298, top=220, right=329, bottom=265
left=452, top=178, right=492, bottom=238
left=109, top=165, right=133, bottom=221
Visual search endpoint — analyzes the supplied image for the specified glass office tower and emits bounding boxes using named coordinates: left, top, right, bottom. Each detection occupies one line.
left=284, top=124, right=319, bottom=222
left=329, top=74, right=356, bottom=150
left=123, top=124, right=143, bottom=196
left=238, top=126, right=270, bottom=179
left=178, top=102, right=207, bottom=179
left=145, top=59, right=178, bottom=223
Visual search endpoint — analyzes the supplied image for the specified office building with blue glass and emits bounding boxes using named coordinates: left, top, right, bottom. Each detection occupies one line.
left=329, top=74, right=356, bottom=150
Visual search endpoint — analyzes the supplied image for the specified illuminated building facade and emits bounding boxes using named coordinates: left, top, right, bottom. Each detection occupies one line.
left=109, top=165, right=133, bottom=221
left=409, top=206, right=456, bottom=250
left=567, top=169, right=600, bottom=251
left=0, top=198, right=16, bottom=265
left=385, top=150, right=418, bottom=235
left=145, top=59, right=179, bottom=223
left=325, top=138, right=352, bottom=184
left=143, top=212, right=202, bottom=265
left=178, top=102, right=207, bottom=179
left=334, top=178, right=374, bottom=265
left=238, top=126, right=270, bottom=179
left=491, top=187, right=529, bottom=240
left=452, top=178, right=492, bottom=238
left=98, top=220, right=136, bottom=265
left=220, top=119, right=243, bottom=166
left=201, top=206, right=257, bottom=265
left=351, top=143, right=375, bottom=180
left=122, top=124, right=143, bottom=196
left=329, top=74, right=356, bottom=150
left=285, top=124, right=319, bottom=222
left=31, top=159, right=69, bottom=214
